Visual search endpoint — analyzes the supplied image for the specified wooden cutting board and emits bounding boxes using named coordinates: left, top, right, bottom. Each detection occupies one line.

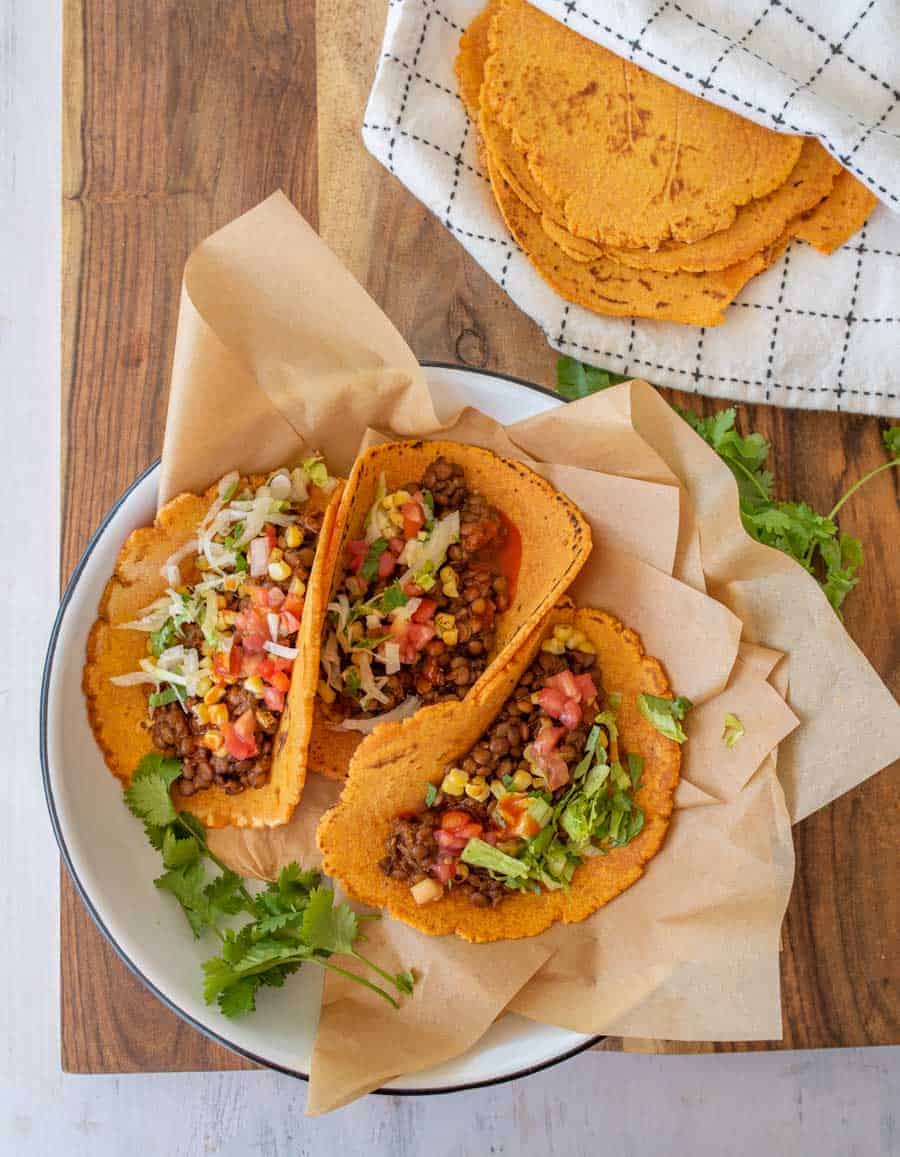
left=60, top=0, right=898, bottom=1072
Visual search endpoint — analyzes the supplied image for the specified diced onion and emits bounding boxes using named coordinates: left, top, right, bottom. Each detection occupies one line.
left=398, top=511, right=459, bottom=584
left=266, top=612, right=280, bottom=641
left=335, top=695, right=422, bottom=733
left=390, top=596, right=421, bottom=623
left=366, top=613, right=382, bottom=632
left=268, top=471, right=292, bottom=500
left=357, top=652, right=390, bottom=706
left=383, top=641, right=401, bottom=675
left=249, top=537, right=269, bottom=576
left=264, top=641, right=298, bottom=660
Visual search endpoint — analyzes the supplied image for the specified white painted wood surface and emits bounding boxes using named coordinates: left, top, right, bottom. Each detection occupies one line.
left=1, top=2, right=897, bottom=1152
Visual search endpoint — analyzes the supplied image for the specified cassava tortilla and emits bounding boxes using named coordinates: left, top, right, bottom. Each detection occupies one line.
left=307, top=440, right=592, bottom=779
left=317, top=606, right=681, bottom=942
left=792, top=168, right=878, bottom=254
left=84, top=476, right=342, bottom=828
left=488, top=150, right=792, bottom=325
left=482, top=0, right=803, bottom=249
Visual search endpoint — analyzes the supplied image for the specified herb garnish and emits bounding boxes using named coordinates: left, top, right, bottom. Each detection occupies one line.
left=637, top=694, right=693, bottom=743
left=722, top=713, right=745, bottom=748
left=361, top=538, right=389, bottom=582
left=124, top=754, right=414, bottom=1017
left=555, top=357, right=900, bottom=615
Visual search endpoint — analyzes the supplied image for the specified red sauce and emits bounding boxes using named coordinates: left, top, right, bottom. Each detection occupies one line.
left=474, top=511, right=521, bottom=601
left=496, top=792, right=539, bottom=837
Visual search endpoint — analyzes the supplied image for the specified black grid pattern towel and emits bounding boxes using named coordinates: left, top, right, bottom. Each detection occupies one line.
left=364, top=0, right=900, bottom=417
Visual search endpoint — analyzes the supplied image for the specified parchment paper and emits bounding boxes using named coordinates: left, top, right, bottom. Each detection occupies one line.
left=165, top=194, right=899, bottom=1112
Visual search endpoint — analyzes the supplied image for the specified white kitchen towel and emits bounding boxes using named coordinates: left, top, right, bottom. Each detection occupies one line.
left=363, top=0, right=900, bottom=417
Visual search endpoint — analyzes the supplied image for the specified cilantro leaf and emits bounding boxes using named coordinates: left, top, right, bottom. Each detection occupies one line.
left=150, top=618, right=176, bottom=658
left=217, top=976, right=261, bottom=1018
left=204, top=870, right=249, bottom=920
left=161, top=826, right=201, bottom=869
left=154, top=861, right=211, bottom=937
left=361, top=538, right=388, bottom=582
left=883, top=426, right=900, bottom=457
left=637, top=694, right=692, bottom=743
left=722, top=713, right=745, bottom=749
left=301, top=886, right=359, bottom=954
left=124, top=754, right=182, bottom=828
left=556, top=356, right=629, bottom=400
left=424, top=783, right=438, bottom=807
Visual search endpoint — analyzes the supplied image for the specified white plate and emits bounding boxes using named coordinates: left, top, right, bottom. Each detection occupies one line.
left=41, top=363, right=599, bottom=1093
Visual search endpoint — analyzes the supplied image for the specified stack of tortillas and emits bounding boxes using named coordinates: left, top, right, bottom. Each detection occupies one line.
left=457, top=0, right=878, bottom=326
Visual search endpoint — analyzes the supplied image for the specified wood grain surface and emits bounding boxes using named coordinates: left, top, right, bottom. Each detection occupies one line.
left=61, top=0, right=898, bottom=1073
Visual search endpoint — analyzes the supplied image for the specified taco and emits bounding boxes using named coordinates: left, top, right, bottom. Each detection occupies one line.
left=308, top=440, right=592, bottom=778
left=84, top=460, right=342, bottom=828
left=317, top=605, right=681, bottom=942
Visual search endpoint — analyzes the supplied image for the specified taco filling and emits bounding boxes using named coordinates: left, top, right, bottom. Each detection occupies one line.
left=380, top=623, right=645, bottom=907
left=110, top=461, right=337, bottom=797
left=319, top=456, right=520, bottom=730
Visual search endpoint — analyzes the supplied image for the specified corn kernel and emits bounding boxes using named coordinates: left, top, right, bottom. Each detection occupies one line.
left=216, top=594, right=227, bottom=609
left=442, top=629, right=459, bottom=647
left=441, top=767, right=469, bottom=796
left=204, top=684, right=226, bottom=706
left=219, top=610, right=238, bottom=626
left=223, top=575, right=239, bottom=592
left=385, top=490, right=411, bottom=509
left=201, top=731, right=224, bottom=753
left=511, top=769, right=533, bottom=791
left=541, top=637, right=565, bottom=655
left=439, top=566, right=459, bottom=598
left=268, top=560, right=292, bottom=582
left=435, top=612, right=456, bottom=634
left=318, top=680, right=336, bottom=704
left=196, top=556, right=209, bottom=571
left=284, top=524, right=302, bottom=549
left=243, top=675, right=265, bottom=697
left=193, top=704, right=211, bottom=725
left=389, top=509, right=404, bottom=528
left=553, top=625, right=574, bottom=642
left=269, top=548, right=283, bottom=563
left=209, top=703, right=229, bottom=727
left=565, top=630, right=587, bottom=651
left=454, top=863, right=470, bottom=880
left=255, top=709, right=277, bottom=730
left=195, top=677, right=212, bottom=699
left=490, top=779, right=508, bottom=800
left=289, top=576, right=306, bottom=597
left=466, top=776, right=490, bottom=802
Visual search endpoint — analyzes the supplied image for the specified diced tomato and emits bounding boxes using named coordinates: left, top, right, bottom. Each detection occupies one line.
left=456, top=821, right=483, bottom=841
left=432, top=858, right=456, bottom=884
left=537, top=687, right=569, bottom=719
left=545, top=670, right=580, bottom=700
left=405, top=622, right=435, bottom=651
left=388, top=536, right=406, bottom=555
left=221, top=711, right=258, bottom=760
left=241, top=652, right=264, bottom=677
left=574, top=673, right=598, bottom=702
left=266, top=586, right=285, bottom=609
left=264, top=524, right=277, bottom=554
left=282, top=593, right=303, bottom=617
left=241, top=634, right=266, bottom=655
left=402, top=581, right=424, bottom=597
left=263, top=684, right=285, bottom=712
left=545, top=753, right=570, bottom=790
left=269, top=670, right=291, bottom=693
left=267, top=655, right=293, bottom=673
left=213, top=646, right=242, bottom=680
left=401, top=501, right=425, bottom=540
left=346, top=539, right=367, bottom=573
left=279, top=610, right=301, bottom=636
left=440, top=811, right=472, bottom=832
left=559, top=698, right=583, bottom=729
left=377, top=550, right=396, bottom=579
left=533, top=722, right=565, bottom=759
left=412, top=598, right=437, bottom=623
left=236, top=607, right=268, bottom=639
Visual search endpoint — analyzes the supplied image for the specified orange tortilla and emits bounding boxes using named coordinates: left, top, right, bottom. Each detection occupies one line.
left=482, top=0, right=803, bottom=249
left=307, top=440, right=592, bottom=779
left=317, top=606, right=682, bottom=942
left=84, top=475, right=343, bottom=828
left=793, top=169, right=878, bottom=254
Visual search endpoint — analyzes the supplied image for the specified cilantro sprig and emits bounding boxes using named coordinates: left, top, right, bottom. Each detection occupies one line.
left=124, top=754, right=414, bottom=1017
left=555, top=357, right=899, bottom=615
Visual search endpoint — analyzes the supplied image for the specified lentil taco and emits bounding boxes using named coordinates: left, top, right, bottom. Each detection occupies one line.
left=84, top=460, right=342, bottom=828
left=307, top=440, right=592, bottom=778
left=317, top=606, right=681, bottom=942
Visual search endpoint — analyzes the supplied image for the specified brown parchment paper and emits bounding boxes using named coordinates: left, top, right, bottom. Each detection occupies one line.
left=165, top=194, right=900, bottom=1111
